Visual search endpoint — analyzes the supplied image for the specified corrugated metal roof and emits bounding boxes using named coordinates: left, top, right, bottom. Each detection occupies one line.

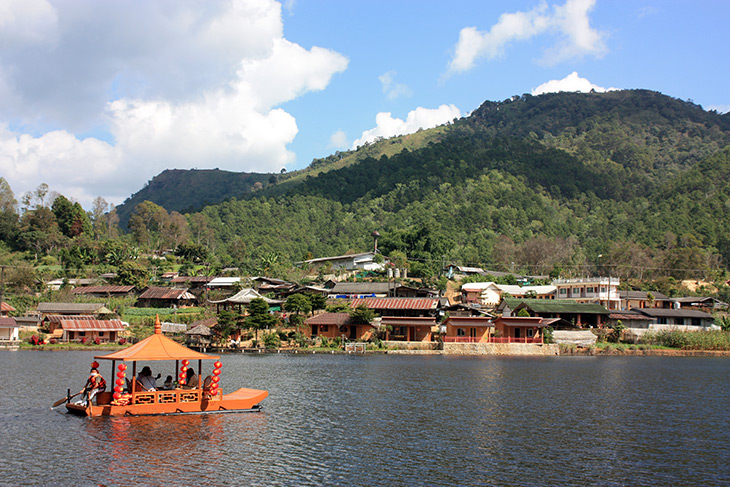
left=632, top=308, right=713, bottom=319
left=60, top=319, right=125, bottom=331
left=305, top=313, right=352, bottom=326
left=1, top=302, right=16, bottom=312
left=138, top=287, right=194, bottom=300
left=37, top=302, right=109, bottom=314
left=72, top=285, right=135, bottom=295
left=330, top=282, right=395, bottom=294
left=351, top=297, right=438, bottom=310
left=504, top=298, right=609, bottom=314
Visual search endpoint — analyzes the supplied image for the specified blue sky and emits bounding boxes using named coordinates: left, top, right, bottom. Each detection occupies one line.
left=0, top=0, right=728, bottom=209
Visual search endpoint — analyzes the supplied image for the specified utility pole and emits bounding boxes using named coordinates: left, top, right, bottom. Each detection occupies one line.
left=0, top=266, right=4, bottom=314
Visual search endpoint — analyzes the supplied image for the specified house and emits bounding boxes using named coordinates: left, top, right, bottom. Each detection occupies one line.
left=44, top=314, right=96, bottom=336
left=44, top=278, right=98, bottom=291
left=297, top=251, right=385, bottom=272
left=252, top=277, right=296, bottom=296
left=350, top=297, right=441, bottom=342
left=171, top=276, right=213, bottom=291
left=56, top=318, right=125, bottom=342
left=71, top=285, right=136, bottom=298
left=499, top=298, right=610, bottom=328
left=442, top=316, right=494, bottom=343
left=618, top=291, right=671, bottom=310
left=552, top=277, right=621, bottom=310
left=136, top=287, right=197, bottom=308
left=305, top=312, right=374, bottom=341
left=631, top=308, right=715, bottom=328
left=669, top=296, right=728, bottom=311
left=281, top=285, right=330, bottom=298
left=36, top=302, right=113, bottom=319
left=461, top=282, right=556, bottom=307
left=607, top=311, right=656, bottom=329
left=160, top=271, right=179, bottom=282
left=185, top=323, right=212, bottom=348
left=329, top=281, right=398, bottom=298
left=492, top=316, right=548, bottom=343
left=0, top=316, right=19, bottom=344
left=206, top=277, right=242, bottom=289
left=444, top=264, right=485, bottom=279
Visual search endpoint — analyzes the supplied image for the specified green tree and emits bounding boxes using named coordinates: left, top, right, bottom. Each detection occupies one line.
left=116, top=261, right=150, bottom=289
left=308, top=293, right=328, bottom=313
left=246, top=298, right=278, bottom=342
left=349, top=305, right=374, bottom=325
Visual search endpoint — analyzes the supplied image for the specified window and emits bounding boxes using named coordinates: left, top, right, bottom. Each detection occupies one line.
left=457, top=328, right=465, bottom=336
left=600, top=287, right=607, bottom=293
left=78, top=331, right=86, bottom=336
left=559, top=288, right=567, bottom=296
left=527, top=328, right=534, bottom=338
left=586, top=287, right=594, bottom=293
left=321, top=325, right=329, bottom=332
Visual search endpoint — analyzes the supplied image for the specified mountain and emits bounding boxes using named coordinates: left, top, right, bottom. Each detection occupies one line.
left=119, top=90, right=730, bottom=279
left=115, top=168, right=273, bottom=229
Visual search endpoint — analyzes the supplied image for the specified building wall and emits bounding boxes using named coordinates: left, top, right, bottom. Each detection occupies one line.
left=443, top=342, right=559, bottom=355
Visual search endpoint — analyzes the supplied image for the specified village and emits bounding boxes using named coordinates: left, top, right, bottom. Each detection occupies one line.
left=1, top=249, right=727, bottom=355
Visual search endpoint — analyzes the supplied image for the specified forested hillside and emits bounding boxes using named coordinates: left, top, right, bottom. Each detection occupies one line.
left=1, top=89, right=729, bottom=292
left=115, top=168, right=274, bottom=229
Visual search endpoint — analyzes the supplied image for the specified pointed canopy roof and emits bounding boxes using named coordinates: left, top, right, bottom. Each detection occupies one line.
left=96, top=315, right=218, bottom=362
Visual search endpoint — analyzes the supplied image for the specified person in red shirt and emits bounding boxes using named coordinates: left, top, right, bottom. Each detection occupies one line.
left=76, top=367, right=106, bottom=406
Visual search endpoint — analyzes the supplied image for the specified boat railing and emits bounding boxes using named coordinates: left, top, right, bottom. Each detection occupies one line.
left=131, top=389, right=202, bottom=405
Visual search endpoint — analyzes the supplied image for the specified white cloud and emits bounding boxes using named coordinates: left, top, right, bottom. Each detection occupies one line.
left=448, top=0, right=606, bottom=74
left=532, top=71, right=617, bottom=95
left=379, top=71, right=412, bottom=101
left=352, top=105, right=461, bottom=148
left=328, top=130, right=348, bottom=150
left=0, top=0, right=348, bottom=207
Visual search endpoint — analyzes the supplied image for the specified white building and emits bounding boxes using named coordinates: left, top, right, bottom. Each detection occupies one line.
left=552, top=277, right=620, bottom=310
left=297, top=252, right=385, bottom=272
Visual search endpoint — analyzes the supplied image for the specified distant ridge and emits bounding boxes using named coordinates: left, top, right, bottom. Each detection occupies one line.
left=115, top=168, right=272, bottom=229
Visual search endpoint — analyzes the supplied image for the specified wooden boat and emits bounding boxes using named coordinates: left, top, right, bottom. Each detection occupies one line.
left=64, top=317, right=268, bottom=417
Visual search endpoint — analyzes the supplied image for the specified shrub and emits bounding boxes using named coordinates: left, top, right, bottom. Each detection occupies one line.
left=94, top=337, right=102, bottom=345
left=263, top=332, right=281, bottom=349
left=80, top=337, right=87, bottom=344
left=49, top=338, right=58, bottom=344
left=118, top=337, right=127, bottom=345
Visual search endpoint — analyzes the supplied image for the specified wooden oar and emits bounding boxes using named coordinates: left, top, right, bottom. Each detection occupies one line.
left=51, top=392, right=81, bottom=408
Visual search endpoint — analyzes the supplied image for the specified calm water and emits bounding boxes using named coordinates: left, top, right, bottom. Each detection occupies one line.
left=0, top=351, right=728, bottom=486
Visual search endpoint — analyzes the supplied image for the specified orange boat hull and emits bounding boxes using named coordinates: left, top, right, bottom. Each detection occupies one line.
left=66, top=388, right=268, bottom=417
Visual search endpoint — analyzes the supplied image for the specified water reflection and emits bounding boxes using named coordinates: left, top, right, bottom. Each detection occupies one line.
left=1, top=352, right=729, bottom=486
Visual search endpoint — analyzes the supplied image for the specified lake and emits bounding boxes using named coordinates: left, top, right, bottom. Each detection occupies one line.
left=0, top=351, right=728, bottom=486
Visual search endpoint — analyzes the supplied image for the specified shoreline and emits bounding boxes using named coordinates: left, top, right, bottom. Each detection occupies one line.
left=10, top=345, right=730, bottom=357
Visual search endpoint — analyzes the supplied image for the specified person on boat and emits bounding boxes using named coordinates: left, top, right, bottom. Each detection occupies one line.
left=183, top=367, right=198, bottom=389
left=76, top=367, right=106, bottom=406
left=137, top=366, right=159, bottom=391
left=163, top=375, right=173, bottom=389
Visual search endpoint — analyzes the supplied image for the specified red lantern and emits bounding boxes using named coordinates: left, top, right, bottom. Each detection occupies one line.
left=91, top=361, right=100, bottom=369
left=212, top=376, right=220, bottom=383
left=117, top=371, right=125, bottom=379
left=209, top=390, right=217, bottom=396
left=210, top=382, right=218, bottom=389
left=114, top=387, right=122, bottom=394
left=113, top=392, right=121, bottom=400
left=182, top=359, right=189, bottom=366
left=214, top=361, right=222, bottom=368
left=116, top=378, right=124, bottom=386
left=180, top=366, right=187, bottom=373
left=119, top=364, right=127, bottom=371
left=213, top=369, right=221, bottom=376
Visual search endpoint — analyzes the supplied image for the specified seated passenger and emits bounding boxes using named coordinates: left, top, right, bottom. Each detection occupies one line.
left=137, top=366, right=159, bottom=391
left=183, top=368, right=198, bottom=389
left=163, top=375, right=173, bottom=390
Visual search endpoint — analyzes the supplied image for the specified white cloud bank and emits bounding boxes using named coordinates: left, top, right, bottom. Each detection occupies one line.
left=0, top=0, right=348, bottom=207
left=352, top=105, right=461, bottom=148
left=532, top=72, right=617, bottom=95
left=448, top=0, right=606, bottom=74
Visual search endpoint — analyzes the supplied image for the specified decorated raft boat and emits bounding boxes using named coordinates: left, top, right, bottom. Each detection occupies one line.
left=64, top=317, right=268, bottom=417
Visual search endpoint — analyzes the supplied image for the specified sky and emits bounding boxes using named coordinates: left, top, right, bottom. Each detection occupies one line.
left=0, top=0, right=728, bottom=210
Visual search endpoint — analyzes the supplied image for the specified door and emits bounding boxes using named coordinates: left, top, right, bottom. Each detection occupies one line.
left=514, top=328, right=521, bottom=339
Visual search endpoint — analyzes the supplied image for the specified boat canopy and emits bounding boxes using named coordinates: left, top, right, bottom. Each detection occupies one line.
left=95, top=315, right=219, bottom=362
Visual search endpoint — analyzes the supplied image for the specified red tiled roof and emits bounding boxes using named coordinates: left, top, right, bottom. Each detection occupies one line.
left=1, top=302, right=16, bottom=313
left=351, top=297, right=438, bottom=310
left=72, top=285, right=135, bottom=295
left=381, top=316, right=437, bottom=327
left=60, top=319, right=125, bottom=331
left=305, top=313, right=352, bottom=326
left=138, top=287, right=194, bottom=300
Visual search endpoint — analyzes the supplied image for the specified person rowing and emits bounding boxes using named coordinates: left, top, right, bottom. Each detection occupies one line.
left=75, top=367, right=106, bottom=406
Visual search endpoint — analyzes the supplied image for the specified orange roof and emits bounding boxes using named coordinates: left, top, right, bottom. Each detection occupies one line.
left=96, top=315, right=218, bottom=362
left=1, top=302, right=16, bottom=313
